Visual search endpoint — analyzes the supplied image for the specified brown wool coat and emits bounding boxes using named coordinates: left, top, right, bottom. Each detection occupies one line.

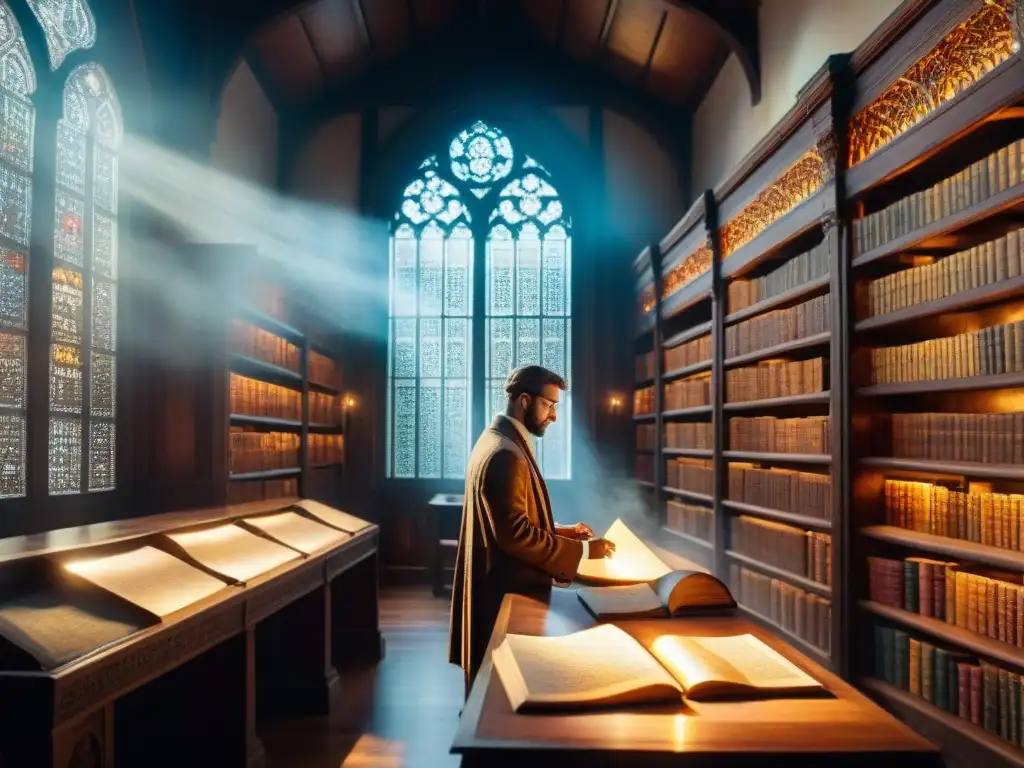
left=447, top=415, right=584, bottom=692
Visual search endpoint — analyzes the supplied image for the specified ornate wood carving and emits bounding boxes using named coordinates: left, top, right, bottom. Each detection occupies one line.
left=848, top=1, right=1018, bottom=166
left=54, top=605, right=243, bottom=724
left=246, top=563, right=323, bottom=627
left=720, top=150, right=827, bottom=259
left=661, top=244, right=713, bottom=303
left=816, top=131, right=839, bottom=183
left=68, top=734, right=101, bottom=768
left=820, top=209, right=838, bottom=234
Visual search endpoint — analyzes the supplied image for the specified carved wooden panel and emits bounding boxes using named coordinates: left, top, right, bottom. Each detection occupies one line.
left=848, top=0, right=1020, bottom=166
left=52, top=707, right=106, bottom=768
left=53, top=604, right=244, bottom=725
left=245, top=561, right=324, bottom=626
left=660, top=244, right=713, bottom=307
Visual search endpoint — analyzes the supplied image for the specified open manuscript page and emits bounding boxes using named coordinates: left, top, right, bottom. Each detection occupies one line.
left=575, top=519, right=673, bottom=585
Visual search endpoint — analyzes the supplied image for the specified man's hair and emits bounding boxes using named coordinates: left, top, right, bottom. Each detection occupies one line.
left=505, top=365, right=568, bottom=400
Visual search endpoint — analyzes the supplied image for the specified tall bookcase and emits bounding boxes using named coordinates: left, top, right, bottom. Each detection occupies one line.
left=184, top=244, right=348, bottom=511
left=630, top=2, right=1024, bottom=765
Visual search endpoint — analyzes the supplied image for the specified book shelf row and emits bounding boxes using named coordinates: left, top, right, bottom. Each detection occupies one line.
left=628, top=2, right=1024, bottom=764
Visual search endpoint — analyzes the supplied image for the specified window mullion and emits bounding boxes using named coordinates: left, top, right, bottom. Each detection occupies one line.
left=80, top=131, right=94, bottom=493
left=471, top=221, right=487, bottom=442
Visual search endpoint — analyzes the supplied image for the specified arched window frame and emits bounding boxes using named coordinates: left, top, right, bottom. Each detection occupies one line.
left=386, top=121, right=573, bottom=481
left=0, top=0, right=124, bottom=519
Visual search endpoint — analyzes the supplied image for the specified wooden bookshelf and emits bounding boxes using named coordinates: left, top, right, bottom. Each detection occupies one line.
left=627, top=1, right=1024, bottom=764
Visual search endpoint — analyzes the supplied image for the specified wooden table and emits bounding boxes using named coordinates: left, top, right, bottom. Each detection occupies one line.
left=452, top=588, right=941, bottom=767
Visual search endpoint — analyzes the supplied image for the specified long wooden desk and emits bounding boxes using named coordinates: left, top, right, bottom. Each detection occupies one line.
left=0, top=498, right=383, bottom=768
left=452, top=588, right=941, bottom=767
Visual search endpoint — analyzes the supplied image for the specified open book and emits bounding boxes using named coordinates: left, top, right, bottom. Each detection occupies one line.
left=576, top=518, right=695, bottom=586
left=493, top=623, right=823, bottom=712
left=577, top=569, right=736, bottom=620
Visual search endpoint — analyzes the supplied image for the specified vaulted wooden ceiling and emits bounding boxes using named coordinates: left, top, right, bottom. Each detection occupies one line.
left=242, top=0, right=761, bottom=110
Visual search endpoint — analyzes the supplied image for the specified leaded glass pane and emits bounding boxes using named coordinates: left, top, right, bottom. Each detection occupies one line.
left=0, top=164, right=31, bottom=245
left=419, top=224, right=443, bottom=317
left=0, top=330, right=24, bottom=408
left=0, top=93, right=34, bottom=172
left=92, top=211, right=117, bottom=278
left=52, top=267, right=82, bottom=345
left=540, top=393, right=571, bottom=480
left=392, top=380, right=416, bottom=478
left=26, top=0, right=97, bottom=70
left=449, top=121, right=513, bottom=185
left=56, top=121, right=86, bottom=193
left=54, top=192, right=84, bottom=265
left=487, top=226, right=513, bottom=316
left=90, top=351, right=115, bottom=418
left=392, top=226, right=416, bottom=316
left=0, top=412, right=25, bottom=498
left=488, top=318, right=513, bottom=378
left=444, top=318, right=469, bottom=378
left=418, top=380, right=441, bottom=478
left=88, top=419, right=114, bottom=491
left=542, top=319, right=567, bottom=379
left=443, top=381, right=468, bottom=478
left=92, top=280, right=116, bottom=351
left=0, top=248, right=26, bottom=328
left=516, top=318, right=540, bottom=367
left=420, top=319, right=441, bottom=378
left=50, top=343, right=82, bottom=414
left=93, top=143, right=117, bottom=213
left=445, top=225, right=471, bottom=316
left=0, top=4, right=36, bottom=96
left=543, top=229, right=567, bottom=316
left=392, top=318, right=416, bottom=378
left=517, top=226, right=541, bottom=316
left=48, top=416, right=81, bottom=494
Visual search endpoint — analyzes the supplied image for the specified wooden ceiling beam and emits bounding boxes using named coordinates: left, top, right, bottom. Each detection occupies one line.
left=639, top=10, right=667, bottom=85
left=351, top=0, right=373, bottom=54
left=241, top=50, right=287, bottom=112
left=297, top=12, right=328, bottom=94
left=663, top=0, right=761, bottom=104
left=597, top=0, right=619, bottom=48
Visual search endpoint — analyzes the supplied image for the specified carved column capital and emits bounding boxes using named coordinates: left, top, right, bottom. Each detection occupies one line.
left=816, top=131, right=839, bottom=183
left=820, top=209, right=838, bottom=234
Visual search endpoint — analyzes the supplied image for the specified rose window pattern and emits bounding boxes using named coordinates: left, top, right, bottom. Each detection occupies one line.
left=448, top=120, right=514, bottom=198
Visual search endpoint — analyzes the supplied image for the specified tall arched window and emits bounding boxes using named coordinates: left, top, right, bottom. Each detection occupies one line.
left=25, top=0, right=96, bottom=70
left=49, top=62, right=122, bottom=495
left=386, top=122, right=572, bottom=480
left=0, top=3, right=36, bottom=499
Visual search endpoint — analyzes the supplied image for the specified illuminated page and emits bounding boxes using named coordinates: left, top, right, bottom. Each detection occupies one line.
left=650, top=633, right=823, bottom=700
left=576, top=519, right=672, bottom=585
left=293, top=499, right=372, bottom=533
left=64, top=546, right=228, bottom=618
left=242, top=511, right=350, bottom=555
left=166, top=523, right=300, bottom=583
left=493, top=623, right=682, bottom=711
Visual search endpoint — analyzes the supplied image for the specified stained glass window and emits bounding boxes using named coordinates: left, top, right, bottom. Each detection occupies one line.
left=25, top=0, right=97, bottom=70
left=387, top=126, right=573, bottom=480
left=0, top=6, right=34, bottom=500
left=49, top=62, right=121, bottom=494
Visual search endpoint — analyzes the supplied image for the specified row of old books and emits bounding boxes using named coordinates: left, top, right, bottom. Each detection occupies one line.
left=309, top=350, right=342, bottom=391
left=732, top=515, right=831, bottom=586
left=310, top=392, right=340, bottom=425
left=230, top=374, right=302, bottom=421
left=866, top=319, right=1024, bottom=385
left=666, top=499, right=713, bottom=542
left=230, top=320, right=301, bottom=373
left=884, top=479, right=1024, bottom=552
left=863, top=227, right=1024, bottom=318
left=727, top=242, right=829, bottom=314
left=889, top=412, right=1024, bottom=465
left=725, top=358, right=827, bottom=403
left=729, top=415, right=831, bottom=455
left=635, top=351, right=655, bottom=382
left=634, top=386, right=655, bottom=415
left=664, top=333, right=711, bottom=373
left=227, top=476, right=298, bottom=505
left=665, top=375, right=711, bottom=410
left=665, top=421, right=712, bottom=450
left=309, top=433, right=344, bottom=465
left=730, top=565, right=831, bottom=654
left=635, top=454, right=654, bottom=484
left=852, top=138, right=1024, bottom=257
left=727, top=464, right=832, bottom=520
left=666, top=458, right=713, bottom=496
left=250, top=283, right=291, bottom=324
left=725, top=294, right=830, bottom=358
left=873, top=624, right=1023, bottom=749
left=869, top=555, right=1023, bottom=651
left=228, top=429, right=300, bottom=475
left=636, top=423, right=655, bottom=451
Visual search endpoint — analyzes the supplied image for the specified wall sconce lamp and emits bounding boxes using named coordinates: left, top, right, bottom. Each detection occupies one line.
left=607, top=394, right=624, bottom=414
left=343, top=394, right=357, bottom=411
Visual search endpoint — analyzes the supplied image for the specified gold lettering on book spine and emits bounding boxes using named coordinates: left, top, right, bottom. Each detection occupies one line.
left=848, top=1, right=1018, bottom=167
left=720, top=150, right=826, bottom=259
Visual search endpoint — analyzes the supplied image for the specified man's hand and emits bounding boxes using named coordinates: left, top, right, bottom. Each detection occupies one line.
left=587, top=538, right=616, bottom=559
left=555, top=522, right=594, bottom=540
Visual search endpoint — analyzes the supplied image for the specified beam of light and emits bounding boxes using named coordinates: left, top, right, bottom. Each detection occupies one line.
left=119, top=134, right=390, bottom=343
